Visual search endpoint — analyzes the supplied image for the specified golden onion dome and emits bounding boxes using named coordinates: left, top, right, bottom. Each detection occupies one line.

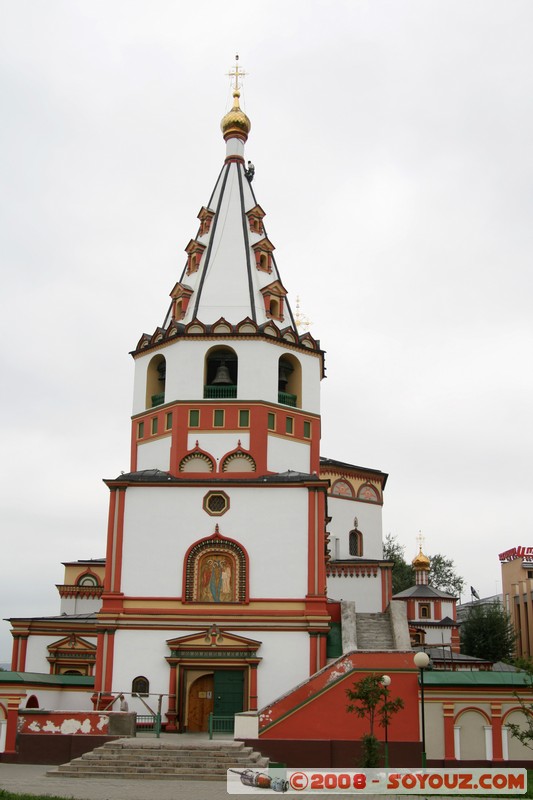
left=221, top=90, right=251, bottom=141
left=412, top=548, right=430, bottom=569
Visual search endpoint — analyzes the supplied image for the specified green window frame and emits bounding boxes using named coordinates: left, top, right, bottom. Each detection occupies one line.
left=137, top=421, right=144, bottom=439
left=214, top=409, right=225, bottom=427
left=239, top=409, right=250, bottom=427
left=303, top=420, right=311, bottom=438
left=189, top=409, right=200, bottom=427
left=285, top=416, right=293, bottom=435
left=165, top=412, right=173, bottom=430
left=268, top=413, right=276, bottom=431
left=151, top=417, right=158, bottom=435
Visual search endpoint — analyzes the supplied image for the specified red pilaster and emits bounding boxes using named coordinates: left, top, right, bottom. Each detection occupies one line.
left=443, top=703, right=455, bottom=761
left=249, top=663, right=258, bottom=711
left=4, top=695, right=24, bottom=754
left=166, top=663, right=178, bottom=731
left=491, top=703, right=503, bottom=761
left=10, top=636, right=19, bottom=671
left=318, top=633, right=327, bottom=670
left=104, top=490, right=118, bottom=592
left=19, top=636, right=28, bottom=671
left=307, top=491, right=317, bottom=596
left=309, top=633, right=318, bottom=675
left=103, top=630, right=116, bottom=692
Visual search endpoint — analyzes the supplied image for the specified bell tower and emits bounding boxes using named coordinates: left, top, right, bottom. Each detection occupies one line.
left=95, top=61, right=331, bottom=725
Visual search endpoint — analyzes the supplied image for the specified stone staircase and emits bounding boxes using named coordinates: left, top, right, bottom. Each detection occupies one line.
left=46, top=738, right=269, bottom=781
left=355, top=611, right=395, bottom=649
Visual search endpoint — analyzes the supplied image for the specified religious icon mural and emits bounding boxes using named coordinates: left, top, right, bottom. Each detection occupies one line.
left=199, top=554, right=234, bottom=602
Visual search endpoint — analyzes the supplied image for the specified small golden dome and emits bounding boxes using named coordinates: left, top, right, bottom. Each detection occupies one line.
left=221, top=90, right=251, bottom=141
left=412, top=548, right=430, bottom=569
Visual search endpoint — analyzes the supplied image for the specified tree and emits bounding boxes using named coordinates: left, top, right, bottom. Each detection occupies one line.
left=428, top=553, right=465, bottom=597
left=506, top=660, right=533, bottom=750
left=383, top=534, right=465, bottom=596
left=346, top=673, right=404, bottom=767
left=460, top=601, right=516, bottom=662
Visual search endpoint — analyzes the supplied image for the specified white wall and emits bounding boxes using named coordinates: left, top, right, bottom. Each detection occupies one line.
left=120, top=485, right=309, bottom=598
left=326, top=573, right=383, bottom=611
left=110, top=628, right=309, bottom=710
left=60, top=597, right=102, bottom=615
left=137, top=436, right=171, bottom=471
left=327, top=496, right=383, bottom=560
left=132, top=339, right=321, bottom=416
left=267, top=435, right=311, bottom=473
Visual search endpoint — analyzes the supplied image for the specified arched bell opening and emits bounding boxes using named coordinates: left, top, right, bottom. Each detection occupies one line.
left=146, top=354, right=166, bottom=408
left=278, top=354, right=302, bottom=408
left=204, top=347, right=238, bottom=399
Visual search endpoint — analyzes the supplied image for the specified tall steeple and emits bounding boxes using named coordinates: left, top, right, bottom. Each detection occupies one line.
left=155, top=56, right=297, bottom=331
left=130, top=60, right=325, bottom=479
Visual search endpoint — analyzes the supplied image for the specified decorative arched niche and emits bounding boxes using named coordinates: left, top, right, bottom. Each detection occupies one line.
left=204, top=346, right=238, bottom=399
left=145, top=354, right=166, bottom=408
left=357, top=483, right=381, bottom=503
left=331, top=479, right=355, bottom=499
left=184, top=529, right=247, bottom=603
left=278, top=353, right=302, bottom=408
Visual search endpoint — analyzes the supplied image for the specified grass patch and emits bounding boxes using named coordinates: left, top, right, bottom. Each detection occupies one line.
left=0, top=792, right=78, bottom=800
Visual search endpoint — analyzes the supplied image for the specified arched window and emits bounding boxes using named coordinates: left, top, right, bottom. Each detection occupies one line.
left=221, top=453, right=256, bottom=473
left=77, top=573, right=99, bottom=587
left=348, top=518, right=363, bottom=556
left=278, top=354, right=302, bottom=408
left=25, top=695, right=39, bottom=709
left=204, top=347, right=238, bottom=399
left=184, top=537, right=247, bottom=603
left=132, top=676, right=150, bottom=696
left=146, top=354, right=166, bottom=408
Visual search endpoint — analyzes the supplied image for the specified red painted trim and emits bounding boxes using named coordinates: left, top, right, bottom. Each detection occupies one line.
left=309, top=634, right=318, bottom=675
left=93, top=631, right=106, bottom=692
left=11, top=636, right=19, bottom=671
left=319, top=633, right=327, bottom=670
left=443, top=703, right=455, bottom=760
left=19, top=636, right=28, bottom=671
left=104, top=490, right=118, bottom=592
left=307, top=491, right=316, bottom=596
left=112, top=489, right=126, bottom=593
left=103, top=631, right=115, bottom=692
left=249, top=663, right=258, bottom=711
left=491, top=703, right=503, bottom=760
left=5, top=698, right=23, bottom=754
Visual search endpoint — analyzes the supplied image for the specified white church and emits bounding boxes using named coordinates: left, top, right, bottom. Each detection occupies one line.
left=6, top=64, right=398, bottom=735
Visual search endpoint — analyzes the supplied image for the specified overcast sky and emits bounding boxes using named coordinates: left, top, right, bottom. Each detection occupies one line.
left=1, top=0, right=532, bottom=661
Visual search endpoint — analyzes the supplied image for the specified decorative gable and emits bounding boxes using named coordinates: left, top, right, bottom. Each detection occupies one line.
left=251, top=237, right=275, bottom=273
left=246, top=204, right=266, bottom=235
left=169, top=282, right=194, bottom=321
left=260, top=279, right=288, bottom=322
left=47, top=635, right=97, bottom=676
left=197, top=206, right=215, bottom=237
left=185, top=239, right=206, bottom=275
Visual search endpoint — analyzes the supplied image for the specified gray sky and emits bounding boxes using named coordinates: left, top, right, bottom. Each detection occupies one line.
left=1, top=0, right=532, bottom=660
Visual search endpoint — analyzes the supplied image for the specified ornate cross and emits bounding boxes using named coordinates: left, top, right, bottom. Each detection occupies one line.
left=416, top=530, right=425, bottom=551
left=227, top=54, right=247, bottom=91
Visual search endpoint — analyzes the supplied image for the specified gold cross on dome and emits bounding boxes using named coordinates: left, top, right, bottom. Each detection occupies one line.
left=227, top=54, right=247, bottom=91
left=416, top=531, right=425, bottom=552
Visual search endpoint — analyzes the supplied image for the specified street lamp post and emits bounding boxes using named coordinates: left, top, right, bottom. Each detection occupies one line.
left=413, top=652, right=430, bottom=768
left=381, top=674, right=391, bottom=768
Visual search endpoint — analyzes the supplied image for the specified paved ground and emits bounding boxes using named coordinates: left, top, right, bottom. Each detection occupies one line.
left=0, top=762, right=409, bottom=800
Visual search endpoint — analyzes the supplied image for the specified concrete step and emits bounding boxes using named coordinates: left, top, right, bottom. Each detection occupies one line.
left=46, top=737, right=269, bottom=781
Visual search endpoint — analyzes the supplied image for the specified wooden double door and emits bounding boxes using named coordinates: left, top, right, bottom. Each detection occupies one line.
left=187, top=670, right=244, bottom=732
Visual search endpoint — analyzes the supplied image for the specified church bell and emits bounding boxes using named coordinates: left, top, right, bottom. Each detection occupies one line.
left=212, top=361, right=232, bottom=385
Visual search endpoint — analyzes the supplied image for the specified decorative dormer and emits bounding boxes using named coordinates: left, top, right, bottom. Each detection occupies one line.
left=169, top=282, right=194, bottom=321
left=246, top=204, right=266, bottom=235
left=261, top=279, right=288, bottom=322
left=185, top=239, right=206, bottom=275
left=252, top=237, right=275, bottom=273
left=197, top=206, right=215, bottom=237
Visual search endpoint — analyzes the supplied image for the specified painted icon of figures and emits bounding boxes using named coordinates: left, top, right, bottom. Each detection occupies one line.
left=199, top=554, right=233, bottom=602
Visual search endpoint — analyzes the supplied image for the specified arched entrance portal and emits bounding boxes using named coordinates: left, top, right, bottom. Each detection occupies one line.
left=166, top=628, right=261, bottom=733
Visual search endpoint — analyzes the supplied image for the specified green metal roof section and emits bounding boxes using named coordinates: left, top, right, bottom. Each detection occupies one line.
left=0, top=672, right=94, bottom=687
left=424, top=671, right=530, bottom=687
